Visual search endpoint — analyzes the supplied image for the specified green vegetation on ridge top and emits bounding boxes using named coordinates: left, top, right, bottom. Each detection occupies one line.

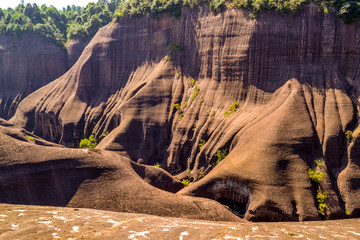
left=0, top=0, right=122, bottom=49
left=114, top=0, right=360, bottom=23
left=1, top=0, right=359, bottom=49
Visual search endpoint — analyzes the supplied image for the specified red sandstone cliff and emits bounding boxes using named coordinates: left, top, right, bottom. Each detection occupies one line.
left=0, top=34, right=67, bottom=119
left=66, top=38, right=91, bottom=67
left=10, top=5, right=360, bottom=221
left=0, top=34, right=90, bottom=120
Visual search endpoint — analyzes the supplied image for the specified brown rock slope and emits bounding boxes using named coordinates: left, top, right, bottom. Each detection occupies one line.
left=10, top=5, right=360, bottom=221
left=0, top=118, right=239, bottom=222
left=0, top=34, right=68, bottom=119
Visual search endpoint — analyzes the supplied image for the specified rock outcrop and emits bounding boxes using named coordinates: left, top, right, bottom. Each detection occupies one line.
left=0, top=118, right=239, bottom=222
left=10, top=5, right=360, bottom=221
left=0, top=34, right=67, bottom=119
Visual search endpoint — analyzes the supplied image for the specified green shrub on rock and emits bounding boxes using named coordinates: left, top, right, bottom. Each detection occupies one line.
left=317, top=190, right=328, bottom=216
left=182, top=178, right=190, bottom=186
left=215, top=149, right=228, bottom=164
left=308, top=168, right=325, bottom=184
left=173, top=103, right=180, bottom=111
left=192, top=86, right=200, bottom=101
left=190, top=78, right=196, bottom=87
left=308, top=166, right=328, bottom=217
left=26, top=136, right=35, bottom=143
left=198, top=139, right=206, bottom=150
left=79, top=135, right=97, bottom=149
left=210, top=0, right=226, bottom=12
left=224, top=101, right=239, bottom=117
left=345, top=130, right=353, bottom=142
left=315, top=158, right=325, bottom=167
left=168, top=43, right=184, bottom=53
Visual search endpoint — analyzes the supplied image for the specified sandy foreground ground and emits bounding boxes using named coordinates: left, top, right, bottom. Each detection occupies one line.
left=0, top=204, right=360, bottom=240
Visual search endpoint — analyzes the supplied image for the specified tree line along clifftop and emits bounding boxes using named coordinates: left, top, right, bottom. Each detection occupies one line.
left=0, top=0, right=122, bottom=49
left=1, top=0, right=360, bottom=50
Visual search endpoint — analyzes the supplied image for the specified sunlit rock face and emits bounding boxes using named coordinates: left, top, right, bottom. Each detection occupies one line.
left=10, top=5, right=360, bottom=221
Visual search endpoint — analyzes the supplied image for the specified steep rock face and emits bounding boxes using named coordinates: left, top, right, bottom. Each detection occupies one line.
left=11, top=5, right=360, bottom=221
left=66, top=38, right=91, bottom=67
left=0, top=34, right=67, bottom=119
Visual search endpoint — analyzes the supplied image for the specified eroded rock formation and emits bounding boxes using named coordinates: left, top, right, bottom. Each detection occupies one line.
left=9, top=5, right=360, bottom=221
left=0, top=34, right=91, bottom=120
left=0, top=118, right=238, bottom=221
left=0, top=34, right=67, bottom=119
left=66, top=38, right=91, bottom=67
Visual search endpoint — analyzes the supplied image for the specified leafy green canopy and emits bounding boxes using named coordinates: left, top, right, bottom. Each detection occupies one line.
left=1, top=0, right=359, bottom=50
left=79, top=135, right=98, bottom=148
left=0, top=0, right=122, bottom=49
left=114, top=0, right=360, bottom=23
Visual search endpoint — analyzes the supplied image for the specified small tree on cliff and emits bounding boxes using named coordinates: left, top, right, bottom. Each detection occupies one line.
left=79, top=135, right=97, bottom=149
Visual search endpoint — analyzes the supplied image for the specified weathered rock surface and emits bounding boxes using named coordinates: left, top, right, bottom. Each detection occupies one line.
left=0, top=118, right=239, bottom=222
left=0, top=34, right=67, bottom=119
left=0, top=34, right=90, bottom=120
left=66, top=38, right=91, bottom=67
left=10, top=5, right=360, bottom=221
left=1, top=204, right=360, bottom=240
